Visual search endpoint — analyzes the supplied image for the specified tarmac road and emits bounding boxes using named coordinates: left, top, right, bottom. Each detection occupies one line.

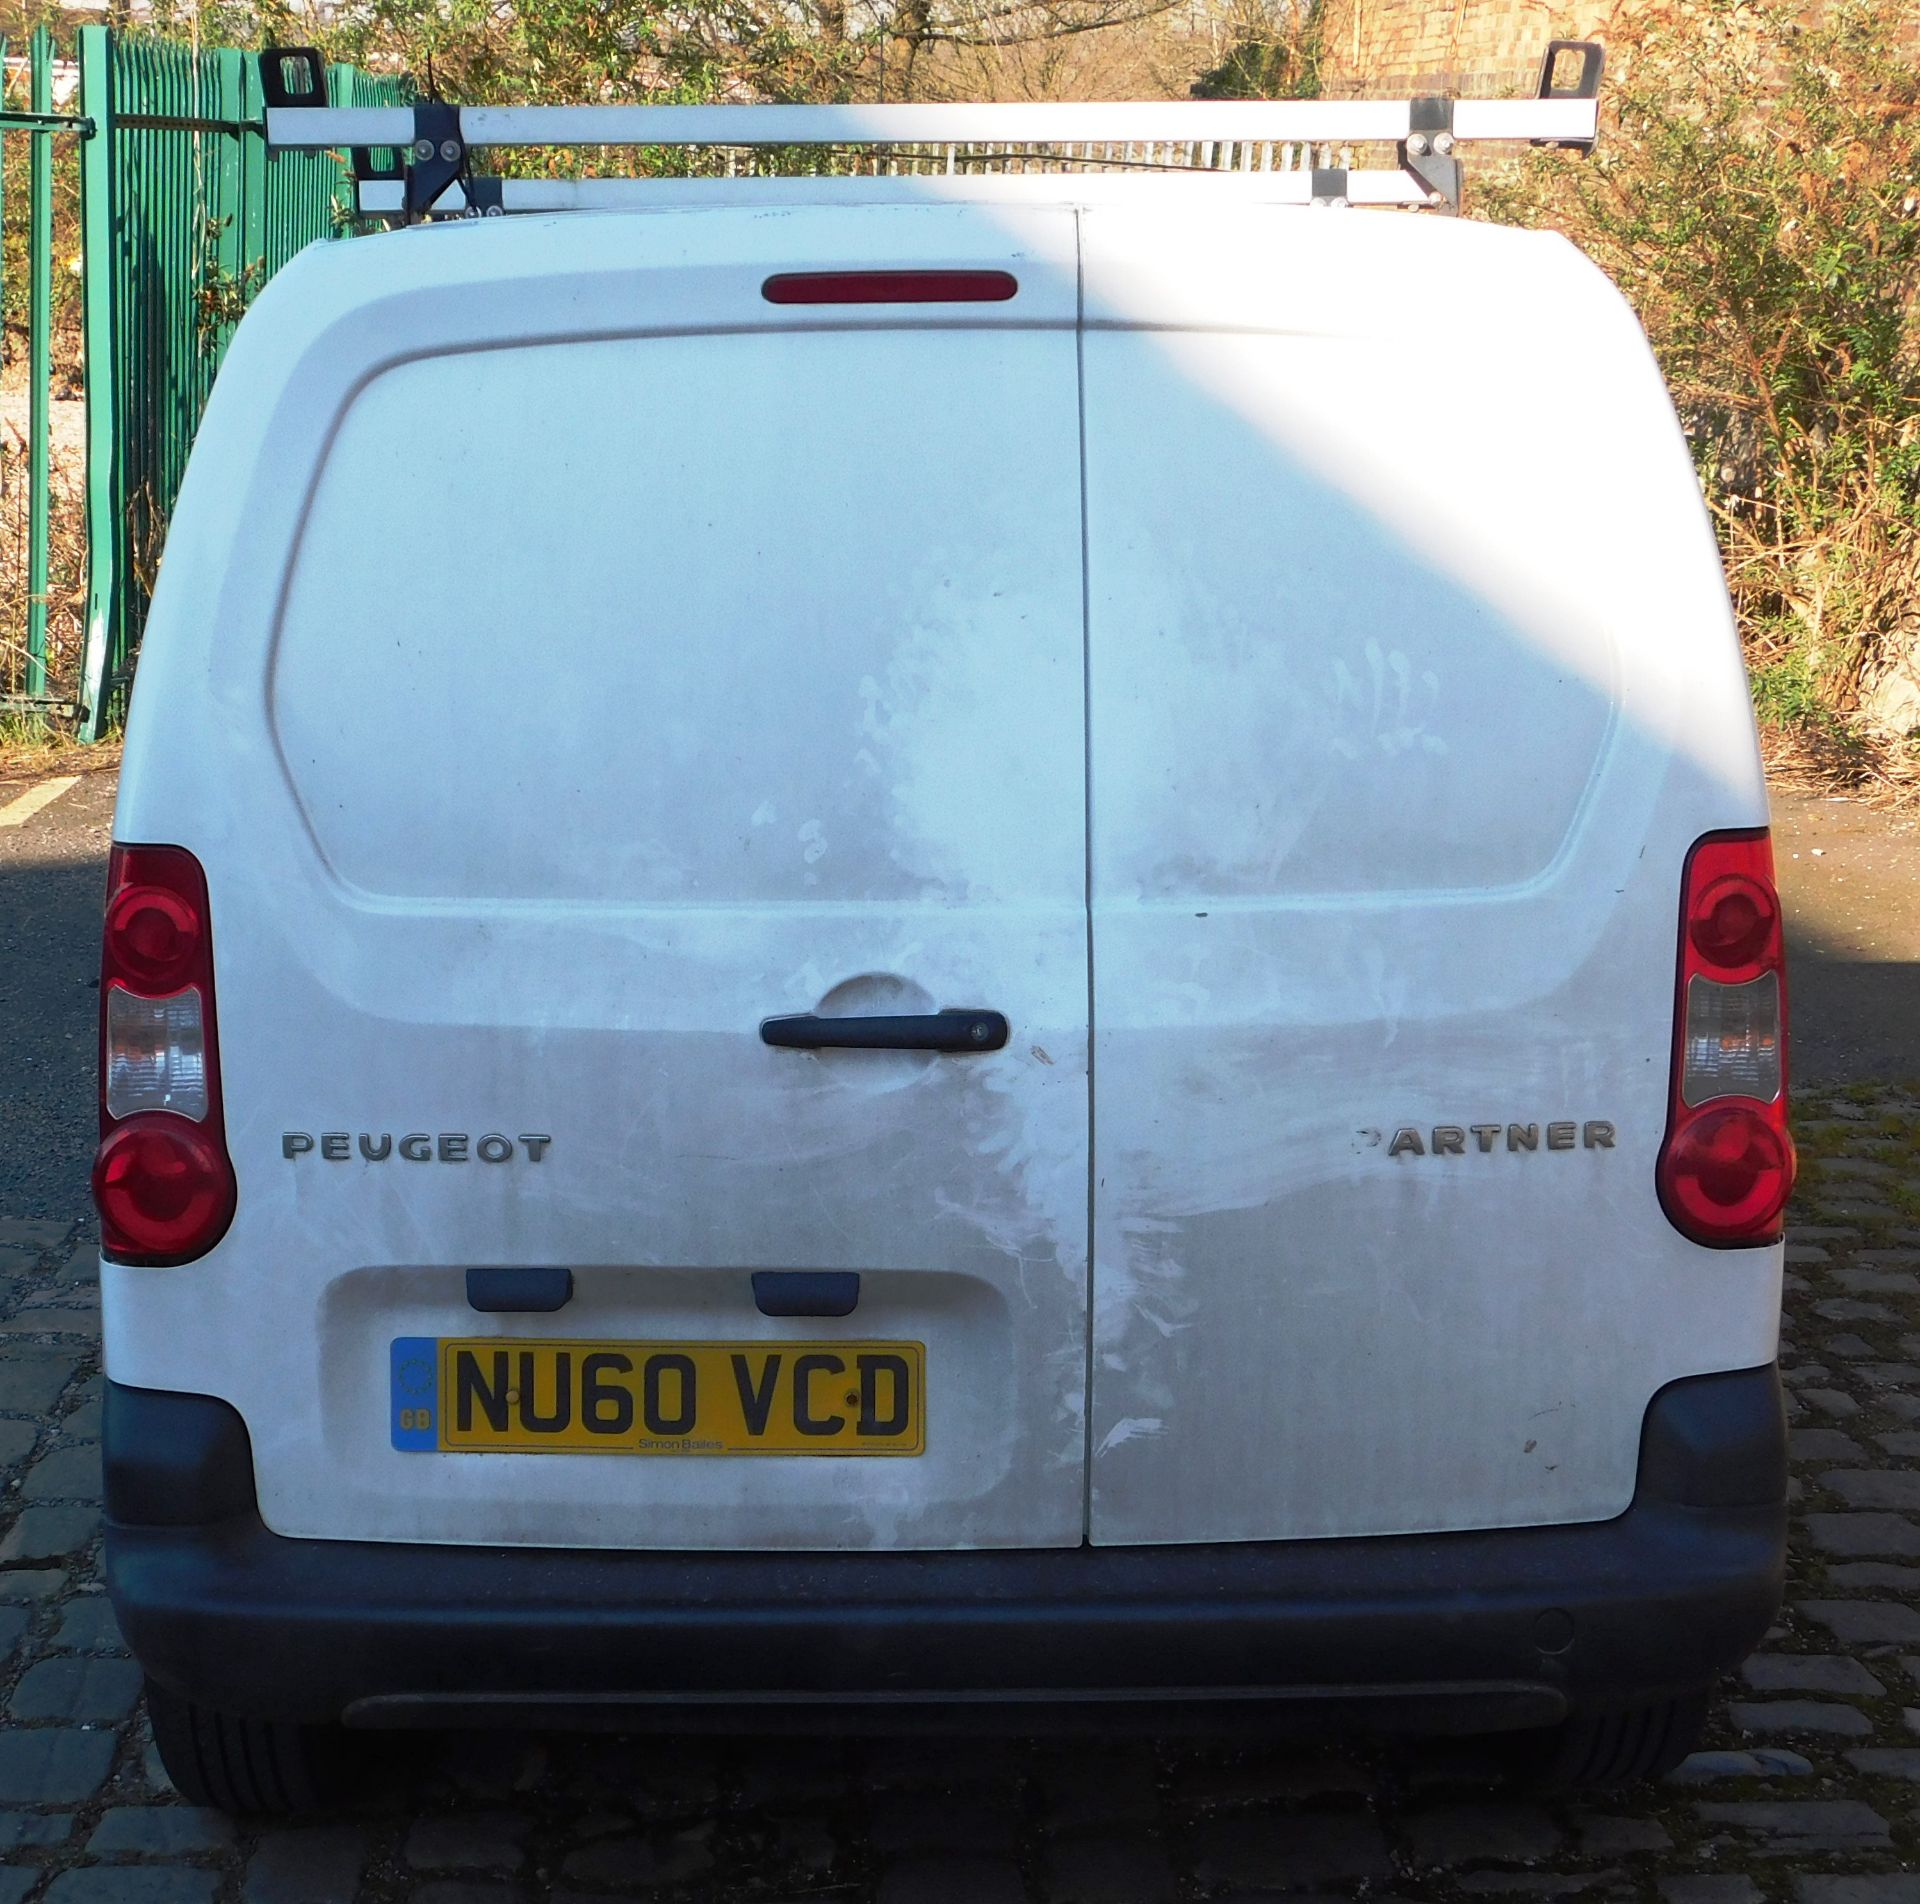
left=0, top=766, right=116, bottom=1220
left=1774, top=789, right=1920, bottom=1087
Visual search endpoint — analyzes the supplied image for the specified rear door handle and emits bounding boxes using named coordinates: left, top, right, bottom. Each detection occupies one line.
left=760, top=1008, right=1008, bottom=1054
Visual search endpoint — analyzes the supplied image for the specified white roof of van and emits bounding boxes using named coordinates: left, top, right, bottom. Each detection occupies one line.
left=359, top=193, right=1598, bottom=312
left=224, top=195, right=1618, bottom=385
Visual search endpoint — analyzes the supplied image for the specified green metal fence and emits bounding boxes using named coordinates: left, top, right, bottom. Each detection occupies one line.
left=0, top=27, right=70, bottom=714
left=75, top=31, right=410, bottom=737
left=0, top=30, right=407, bottom=737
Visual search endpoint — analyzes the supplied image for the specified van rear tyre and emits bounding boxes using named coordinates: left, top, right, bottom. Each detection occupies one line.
left=1527, top=1689, right=1710, bottom=1790
left=145, top=1679, right=347, bottom=1814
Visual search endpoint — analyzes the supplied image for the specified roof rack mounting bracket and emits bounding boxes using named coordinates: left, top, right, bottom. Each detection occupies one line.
left=1534, top=40, right=1605, bottom=149
left=1308, top=166, right=1349, bottom=208
left=405, top=100, right=466, bottom=220
left=259, top=47, right=328, bottom=112
left=1398, top=96, right=1459, bottom=212
left=352, top=144, right=404, bottom=187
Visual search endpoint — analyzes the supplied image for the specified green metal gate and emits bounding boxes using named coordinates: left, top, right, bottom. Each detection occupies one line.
left=0, top=30, right=407, bottom=738
left=0, top=27, right=73, bottom=720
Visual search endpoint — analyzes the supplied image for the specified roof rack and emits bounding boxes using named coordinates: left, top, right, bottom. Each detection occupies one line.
left=260, top=41, right=1602, bottom=225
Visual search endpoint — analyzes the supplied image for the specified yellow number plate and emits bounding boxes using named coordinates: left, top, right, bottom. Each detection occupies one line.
left=389, top=1337, right=924, bottom=1455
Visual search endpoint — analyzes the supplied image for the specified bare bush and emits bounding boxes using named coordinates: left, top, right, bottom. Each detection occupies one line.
left=1478, top=0, right=1920, bottom=742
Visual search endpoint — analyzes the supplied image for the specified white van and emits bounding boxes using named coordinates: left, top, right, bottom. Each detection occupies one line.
left=95, top=89, right=1794, bottom=1813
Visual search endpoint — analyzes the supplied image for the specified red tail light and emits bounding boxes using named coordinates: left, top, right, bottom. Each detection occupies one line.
left=1656, top=829, right=1794, bottom=1246
left=762, top=270, right=1018, bottom=305
left=93, top=845, right=235, bottom=1264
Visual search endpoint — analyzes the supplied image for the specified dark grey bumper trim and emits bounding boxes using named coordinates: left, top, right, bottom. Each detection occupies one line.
left=104, top=1365, right=1786, bottom=1729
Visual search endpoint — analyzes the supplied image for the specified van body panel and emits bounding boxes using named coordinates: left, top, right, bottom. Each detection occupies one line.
left=107, top=205, right=1094, bottom=1550
left=1077, top=208, right=1778, bottom=1545
left=106, top=197, right=1783, bottom=1565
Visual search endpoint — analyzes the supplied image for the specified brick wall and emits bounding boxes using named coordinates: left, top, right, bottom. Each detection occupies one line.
left=1314, top=0, right=1625, bottom=96
left=1314, top=0, right=1918, bottom=97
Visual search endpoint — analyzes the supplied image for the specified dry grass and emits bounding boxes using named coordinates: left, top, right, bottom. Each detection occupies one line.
left=0, top=367, right=89, bottom=715
left=0, top=737, right=117, bottom=779
left=1760, top=718, right=1920, bottom=809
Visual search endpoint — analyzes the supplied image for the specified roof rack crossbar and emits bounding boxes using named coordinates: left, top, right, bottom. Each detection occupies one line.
left=263, top=52, right=1602, bottom=224
left=352, top=168, right=1441, bottom=218
left=265, top=95, right=1599, bottom=155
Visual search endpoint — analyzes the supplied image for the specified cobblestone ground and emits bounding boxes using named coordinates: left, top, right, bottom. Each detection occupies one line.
left=0, top=1087, right=1913, bottom=1904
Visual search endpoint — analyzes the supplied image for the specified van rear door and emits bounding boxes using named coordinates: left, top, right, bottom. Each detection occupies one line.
left=119, top=206, right=1092, bottom=1551
left=1078, top=206, right=1778, bottom=1546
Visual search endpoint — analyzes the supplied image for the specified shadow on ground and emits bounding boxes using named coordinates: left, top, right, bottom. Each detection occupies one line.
left=1774, top=788, right=1920, bottom=1089
left=0, top=784, right=110, bottom=1220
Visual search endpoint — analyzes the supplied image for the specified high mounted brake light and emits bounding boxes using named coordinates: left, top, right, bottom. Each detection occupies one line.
left=762, top=271, right=1018, bottom=306
left=1656, top=830, right=1794, bottom=1247
left=93, top=845, right=236, bottom=1265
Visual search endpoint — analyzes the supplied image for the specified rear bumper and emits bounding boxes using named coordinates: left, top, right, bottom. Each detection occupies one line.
left=105, top=1367, right=1786, bottom=1732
